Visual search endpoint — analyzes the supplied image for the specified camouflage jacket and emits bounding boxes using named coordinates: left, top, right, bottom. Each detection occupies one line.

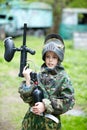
left=18, top=64, right=75, bottom=116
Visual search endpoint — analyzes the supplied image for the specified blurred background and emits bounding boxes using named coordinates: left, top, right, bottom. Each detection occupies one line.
left=0, top=0, right=87, bottom=130
left=0, top=0, right=87, bottom=39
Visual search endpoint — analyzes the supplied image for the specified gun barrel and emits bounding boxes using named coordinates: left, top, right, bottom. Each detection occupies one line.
left=23, top=23, right=27, bottom=46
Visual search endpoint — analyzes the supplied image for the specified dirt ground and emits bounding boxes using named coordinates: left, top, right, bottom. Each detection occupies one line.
left=0, top=120, right=15, bottom=130
left=0, top=95, right=20, bottom=130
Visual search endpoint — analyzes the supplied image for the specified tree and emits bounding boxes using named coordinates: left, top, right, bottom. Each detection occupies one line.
left=36, top=0, right=74, bottom=33
left=38, top=0, right=87, bottom=33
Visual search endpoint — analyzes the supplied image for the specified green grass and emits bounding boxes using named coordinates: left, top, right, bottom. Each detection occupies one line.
left=61, top=115, right=87, bottom=130
left=0, top=36, right=87, bottom=130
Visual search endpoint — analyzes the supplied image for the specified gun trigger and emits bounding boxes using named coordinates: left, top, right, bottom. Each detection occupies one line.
left=25, top=64, right=29, bottom=70
left=27, top=64, right=29, bottom=68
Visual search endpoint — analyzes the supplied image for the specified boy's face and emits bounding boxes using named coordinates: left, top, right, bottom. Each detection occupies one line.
left=45, top=51, right=58, bottom=68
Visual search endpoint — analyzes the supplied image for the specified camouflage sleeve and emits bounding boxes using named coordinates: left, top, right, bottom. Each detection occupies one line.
left=43, top=74, right=75, bottom=115
left=18, top=81, right=34, bottom=104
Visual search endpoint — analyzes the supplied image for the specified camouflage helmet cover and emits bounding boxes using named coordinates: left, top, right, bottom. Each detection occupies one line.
left=42, top=34, right=65, bottom=62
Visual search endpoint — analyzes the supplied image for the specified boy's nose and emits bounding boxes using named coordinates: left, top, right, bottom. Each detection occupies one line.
left=49, top=57, right=52, bottom=61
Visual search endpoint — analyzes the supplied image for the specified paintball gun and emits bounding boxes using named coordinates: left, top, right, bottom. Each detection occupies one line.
left=3, top=23, right=44, bottom=103
left=4, top=23, right=35, bottom=77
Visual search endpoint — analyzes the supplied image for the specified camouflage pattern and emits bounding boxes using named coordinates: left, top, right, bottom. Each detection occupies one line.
left=18, top=64, right=75, bottom=130
left=21, top=110, right=61, bottom=130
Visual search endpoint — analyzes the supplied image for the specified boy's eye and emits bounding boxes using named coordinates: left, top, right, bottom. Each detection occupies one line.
left=53, top=56, right=57, bottom=59
left=46, top=55, right=57, bottom=59
left=46, top=55, right=50, bottom=58
left=52, top=55, right=58, bottom=59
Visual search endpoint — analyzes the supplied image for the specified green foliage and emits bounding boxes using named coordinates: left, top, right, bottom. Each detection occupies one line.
left=68, top=0, right=87, bottom=8
left=26, top=0, right=87, bottom=8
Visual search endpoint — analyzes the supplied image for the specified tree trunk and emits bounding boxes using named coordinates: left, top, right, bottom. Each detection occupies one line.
left=49, top=0, right=64, bottom=33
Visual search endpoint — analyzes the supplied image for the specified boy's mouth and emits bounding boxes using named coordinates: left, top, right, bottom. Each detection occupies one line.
left=48, top=63, right=54, bottom=67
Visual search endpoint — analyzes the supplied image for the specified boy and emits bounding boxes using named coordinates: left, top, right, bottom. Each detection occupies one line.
left=18, top=34, right=75, bottom=130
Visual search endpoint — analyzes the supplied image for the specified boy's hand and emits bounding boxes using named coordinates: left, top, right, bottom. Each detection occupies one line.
left=22, top=66, right=32, bottom=86
left=32, top=102, right=45, bottom=115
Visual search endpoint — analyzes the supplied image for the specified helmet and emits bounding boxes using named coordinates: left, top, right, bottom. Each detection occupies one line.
left=42, top=34, right=65, bottom=62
